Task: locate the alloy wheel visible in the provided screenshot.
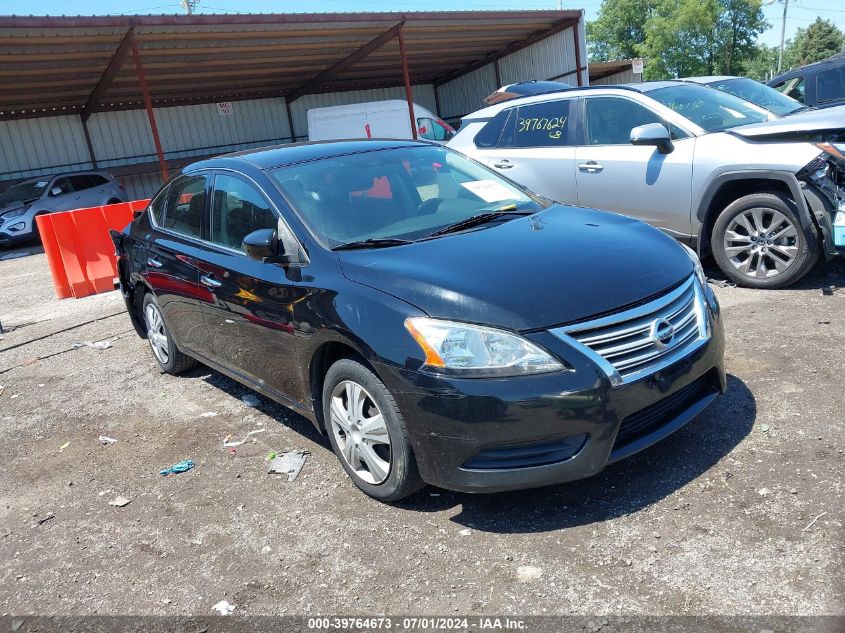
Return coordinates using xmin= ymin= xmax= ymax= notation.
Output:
xmin=722 ymin=207 xmax=799 ymax=279
xmin=329 ymin=380 xmax=392 ymax=485
xmin=144 ymin=303 xmax=170 ymax=365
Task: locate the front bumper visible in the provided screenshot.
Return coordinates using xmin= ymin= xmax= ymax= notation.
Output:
xmin=377 ymin=289 xmax=726 ymax=493
xmin=0 ymin=217 xmax=35 ymax=247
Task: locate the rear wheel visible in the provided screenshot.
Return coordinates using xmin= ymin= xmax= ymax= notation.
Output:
xmin=142 ymin=293 xmax=196 ymax=374
xmin=711 ymin=192 xmax=817 ymax=289
xmin=322 ymin=358 xmax=424 ymax=502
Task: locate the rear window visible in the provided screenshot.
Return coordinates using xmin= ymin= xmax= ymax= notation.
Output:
xmin=503 ymin=100 xmax=572 ymax=148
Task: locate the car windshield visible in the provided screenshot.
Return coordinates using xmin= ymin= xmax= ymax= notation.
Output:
xmin=707 ymin=77 xmax=805 ymax=116
xmin=0 ymin=179 xmax=48 ymax=206
xmin=270 ymin=145 xmax=547 ymax=247
xmin=647 ymin=83 xmax=771 ymax=132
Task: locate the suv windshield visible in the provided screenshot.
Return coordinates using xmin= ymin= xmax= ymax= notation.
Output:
xmin=646 ymin=83 xmax=771 ymax=132
xmin=271 ymin=145 xmax=546 ymax=247
xmin=707 ymin=77 xmax=804 ymax=116
xmin=0 ymin=179 xmax=48 ymax=206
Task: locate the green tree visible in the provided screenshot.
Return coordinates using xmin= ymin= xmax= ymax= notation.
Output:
xmin=713 ymin=0 xmax=768 ymax=75
xmin=587 ymin=0 xmax=655 ymax=62
xmin=785 ymin=17 xmax=845 ymax=68
xmin=640 ymin=0 xmax=719 ymax=79
xmin=744 ymin=44 xmax=778 ymax=81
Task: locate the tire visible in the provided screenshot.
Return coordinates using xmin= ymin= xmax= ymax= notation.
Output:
xmin=322 ymin=358 xmax=424 ymax=502
xmin=711 ymin=192 xmax=818 ymax=289
xmin=141 ymin=293 xmax=197 ymax=374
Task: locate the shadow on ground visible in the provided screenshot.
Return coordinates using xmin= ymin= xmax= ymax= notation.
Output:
xmin=397 ymin=374 xmax=756 ymax=533
xmin=0 ymin=243 xmax=44 ymax=261
xmin=186 ymin=358 xmax=756 ymax=533
xmin=702 ymin=254 xmax=844 ymax=292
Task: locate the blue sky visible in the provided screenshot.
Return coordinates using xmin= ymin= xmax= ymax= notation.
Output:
xmin=2 ymin=0 xmax=843 ymax=49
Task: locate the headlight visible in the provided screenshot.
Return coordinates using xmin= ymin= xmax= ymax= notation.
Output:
xmin=681 ymin=243 xmax=706 ymax=286
xmin=1 ymin=209 xmax=26 ymax=219
xmin=405 ymin=317 xmax=564 ymax=377
xmin=8 ymin=222 xmax=26 ymax=231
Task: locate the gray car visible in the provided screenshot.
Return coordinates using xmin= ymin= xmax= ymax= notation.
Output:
xmin=449 ymin=81 xmax=844 ymax=288
xmin=0 ymin=171 xmax=126 ymax=247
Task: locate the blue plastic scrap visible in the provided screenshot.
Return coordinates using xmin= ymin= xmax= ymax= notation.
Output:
xmin=159 ymin=459 xmax=195 ymax=476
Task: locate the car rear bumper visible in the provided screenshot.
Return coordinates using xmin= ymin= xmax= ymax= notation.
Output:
xmin=376 ymin=300 xmax=726 ymax=493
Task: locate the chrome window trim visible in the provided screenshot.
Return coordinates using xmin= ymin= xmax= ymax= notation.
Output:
xmin=549 ymin=276 xmax=710 ymax=388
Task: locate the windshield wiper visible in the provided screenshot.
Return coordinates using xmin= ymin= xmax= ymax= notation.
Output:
xmin=332 ymin=238 xmax=415 ymax=251
xmin=427 ymin=207 xmax=535 ymax=238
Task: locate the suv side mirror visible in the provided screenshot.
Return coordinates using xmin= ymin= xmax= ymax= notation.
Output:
xmin=50 ymin=186 xmax=63 ymax=197
xmin=242 ymin=228 xmax=279 ymax=261
xmin=630 ymin=123 xmax=674 ymax=154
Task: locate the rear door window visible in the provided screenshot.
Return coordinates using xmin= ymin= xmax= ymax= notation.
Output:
xmin=817 ymin=67 xmax=845 ymax=104
xmin=210 ymin=174 xmax=278 ymax=251
xmin=500 ymin=100 xmax=573 ymax=148
xmin=772 ymin=76 xmax=805 ymax=103
xmin=157 ymin=175 xmax=207 ymax=240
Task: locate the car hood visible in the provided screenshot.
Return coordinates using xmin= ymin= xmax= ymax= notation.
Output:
xmin=0 ymin=201 xmax=29 ymax=215
xmin=730 ymin=105 xmax=845 ymax=141
xmin=338 ymin=205 xmax=693 ymax=331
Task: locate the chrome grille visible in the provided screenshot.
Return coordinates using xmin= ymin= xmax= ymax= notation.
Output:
xmin=550 ymin=276 xmax=709 ymax=387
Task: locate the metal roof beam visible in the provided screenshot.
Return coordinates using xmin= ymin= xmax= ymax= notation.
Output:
xmin=285 ymin=20 xmax=405 ymax=104
xmin=81 ymin=28 xmax=134 ymax=122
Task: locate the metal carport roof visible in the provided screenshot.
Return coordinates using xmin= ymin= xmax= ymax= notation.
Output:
xmin=0 ymin=10 xmax=583 ymax=121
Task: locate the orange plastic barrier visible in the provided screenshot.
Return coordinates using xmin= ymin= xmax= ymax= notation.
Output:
xmin=36 ymin=199 xmax=150 ymax=300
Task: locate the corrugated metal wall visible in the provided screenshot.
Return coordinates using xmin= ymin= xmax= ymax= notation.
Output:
xmin=436 ymin=20 xmax=588 ymax=121
xmin=289 ymin=84 xmax=436 ymax=140
xmin=0 ymin=115 xmax=91 ymax=180
xmin=591 ymin=68 xmax=643 ymax=85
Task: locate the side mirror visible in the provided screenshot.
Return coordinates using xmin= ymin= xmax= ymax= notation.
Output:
xmin=630 ymin=123 xmax=674 ymax=154
xmin=242 ymin=228 xmax=279 ymax=261
xmin=50 ymin=186 xmax=63 ymax=197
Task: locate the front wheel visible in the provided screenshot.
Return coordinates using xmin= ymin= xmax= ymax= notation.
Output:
xmin=322 ymin=358 xmax=424 ymax=502
xmin=711 ymin=192 xmax=818 ymax=289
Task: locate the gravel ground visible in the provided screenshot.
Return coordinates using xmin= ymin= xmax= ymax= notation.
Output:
xmin=0 ymin=245 xmax=842 ymax=618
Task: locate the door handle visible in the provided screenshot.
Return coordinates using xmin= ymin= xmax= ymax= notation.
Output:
xmin=146 ymin=257 xmax=163 ymax=268
xmin=578 ymin=161 xmax=604 ymax=173
xmin=493 ymin=159 xmax=513 ymax=169
xmin=200 ymin=274 xmax=222 ymax=289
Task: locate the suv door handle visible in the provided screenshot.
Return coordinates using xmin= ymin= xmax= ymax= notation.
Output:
xmin=493 ymin=159 xmax=513 ymax=169
xmin=147 ymin=257 xmax=163 ymax=268
xmin=578 ymin=161 xmax=604 ymax=173
xmin=200 ymin=274 xmax=222 ymax=289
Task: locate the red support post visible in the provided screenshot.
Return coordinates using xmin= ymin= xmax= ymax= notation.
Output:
xmin=129 ymin=33 xmax=169 ymax=181
xmin=397 ymin=26 xmax=417 ymax=140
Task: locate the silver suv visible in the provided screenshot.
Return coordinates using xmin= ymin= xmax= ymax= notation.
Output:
xmin=0 ymin=171 xmax=126 ymax=247
xmin=449 ymin=81 xmax=844 ymax=288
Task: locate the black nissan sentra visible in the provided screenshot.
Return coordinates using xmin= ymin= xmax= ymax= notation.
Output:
xmin=113 ymin=140 xmax=726 ymax=501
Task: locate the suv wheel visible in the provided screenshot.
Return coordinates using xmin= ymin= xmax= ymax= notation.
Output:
xmin=322 ymin=358 xmax=424 ymax=502
xmin=712 ymin=192 xmax=818 ymax=289
xmin=142 ymin=293 xmax=197 ymax=374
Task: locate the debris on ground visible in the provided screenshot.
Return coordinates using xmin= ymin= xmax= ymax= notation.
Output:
xmin=822 ymin=285 xmax=835 ymax=296
xmin=34 ymin=513 xmax=55 ymax=526
xmin=58 ymin=442 xmax=69 ymax=452
xmin=707 ymin=277 xmax=736 ymax=288
xmin=267 ymin=450 xmax=309 ymax=481
xmin=759 ymin=423 xmax=770 ymax=433
xmin=802 ymin=511 xmax=827 ymax=532
xmin=108 ymin=496 xmax=131 ymax=507
xmin=159 ymin=459 xmax=195 ymax=476
xmin=0 ymin=385 xmax=4 ymax=397
xmin=212 ymin=600 xmax=236 ymax=616
xmin=72 ymin=339 xmax=113 ymax=350
xmin=516 ymin=565 xmax=543 ymax=582
xmin=199 ymin=412 xmax=218 ymax=418
xmin=223 ymin=428 xmax=265 ymax=447
xmin=98 ymin=436 xmax=118 ymax=445
xmin=459 ymin=528 xmax=472 ymax=536
xmin=241 ymin=394 xmax=261 ymax=407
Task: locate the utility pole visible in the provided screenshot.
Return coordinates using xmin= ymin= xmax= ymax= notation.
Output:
xmin=767 ymin=0 xmax=790 ymax=73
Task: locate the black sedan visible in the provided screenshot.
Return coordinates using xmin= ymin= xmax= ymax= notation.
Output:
xmin=113 ymin=140 xmax=726 ymax=501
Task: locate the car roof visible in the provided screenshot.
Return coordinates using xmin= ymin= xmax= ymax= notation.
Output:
xmin=187 ymin=139 xmax=430 ymax=171
xmin=770 ymin=52 xmax=845 ymax=82
xmin=682 ymin=76 xmax=739 ymax=84
xmin=625 ymin=80 xmax=691 ymax=92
